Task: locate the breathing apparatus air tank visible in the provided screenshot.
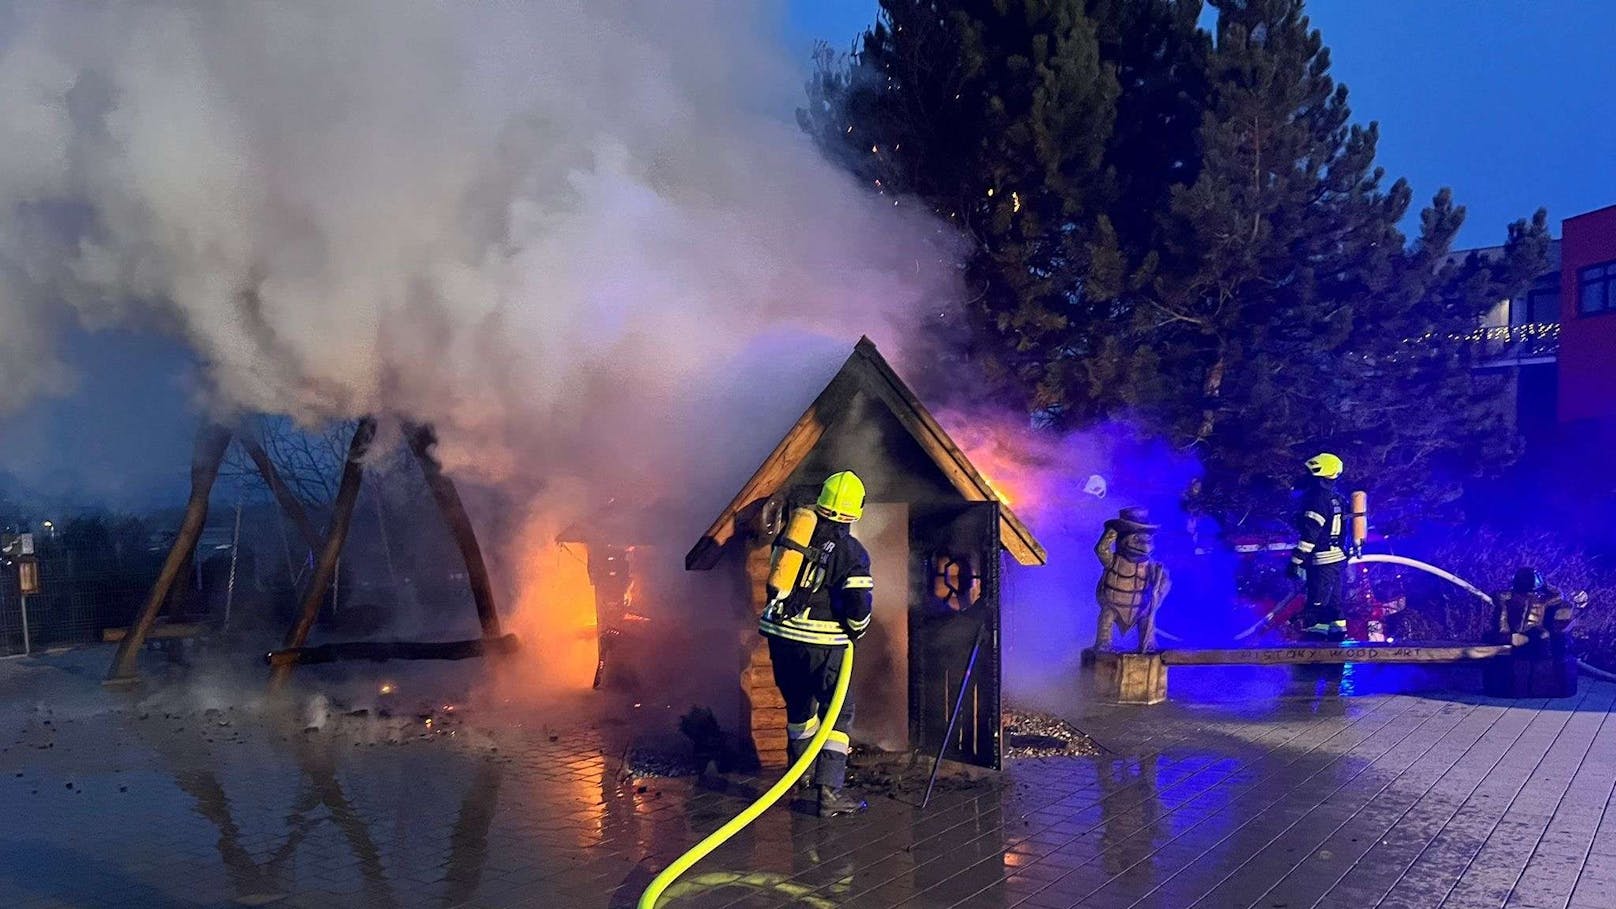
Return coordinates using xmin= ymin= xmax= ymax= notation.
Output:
xmin=765 ymin=506 xmax=820 ymax=602
xmin=1350 ymin=490 xmax=1368 ymax=551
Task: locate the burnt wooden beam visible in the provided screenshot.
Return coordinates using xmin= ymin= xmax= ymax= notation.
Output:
xmin=106 ymin=424 xmax=233 ymax=683
xmin=102 ymin=622 xmax=206 ymax=643
xmin=405 ymin=422 xmax=502 ymax=638
xmin=269 ymin=417 xmax=376 ymax=689
xmin=685 ymin=368 xmax=859 ymax=570
xmin=239 ymin=433 xmax=323 ymax=551
xmin=848 ymin=338 xmax=1045 ymax=566
xmin=1159 ymin=643 xmax=1512 ymax=666
xmin=264 ymin=633 xmax=520 ymax=667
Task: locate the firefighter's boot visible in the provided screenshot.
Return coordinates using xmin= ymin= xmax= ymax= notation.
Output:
xmin=1300 ymin=620 xmax=1348 ymax=642
xmin=788 ymin=737 xmax=815 ymax=791
xmin=817 ymin=786 xmax=867 ymax=818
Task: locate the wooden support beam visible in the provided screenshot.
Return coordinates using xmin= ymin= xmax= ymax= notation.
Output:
xmin=269 ymin=417 xmax=376 ymax=689
xmin=405 ymin=423 xmax=502 ymax=638
xmin=239 ymin=434 xmax=323 ymax=551
xmin=264 ymin=633 xmax=521 ymax=667
xmin=102 ymin=623 xmax=205 ymax=643
xmin=1159 ymin=643 xmax=1512 ymax=666
xmin=106 ymin=424 xmax=232 ymax=683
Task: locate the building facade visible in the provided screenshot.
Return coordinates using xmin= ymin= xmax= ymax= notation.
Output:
xmin=1460 ymin=204 xmax=1616 ymax=540
xmin=1559 ymin=204 xmax=1616 ymax=428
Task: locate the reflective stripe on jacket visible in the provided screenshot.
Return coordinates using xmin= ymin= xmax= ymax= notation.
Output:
xmin=1292 ymin=482 xmax=1347 ymax=567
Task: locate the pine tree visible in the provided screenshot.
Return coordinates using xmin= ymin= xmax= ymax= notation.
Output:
xmin=1127 ymin=0 xmax=1549 ymax=527
xmin=1086 ymin=0 xmax=1209 ymax=259
xmin=1338 ymin=203 xmax=1551 ymax=532
xmin=1041 ymin=0 xmax=1209 ymax=427
xmin=799 ymin=1 xmax=1121 ymax=413
xmin=1114 ymin=0 xmax=1400 ymax=520
xmin=806 ymin=0 xmax=1549 ymax=533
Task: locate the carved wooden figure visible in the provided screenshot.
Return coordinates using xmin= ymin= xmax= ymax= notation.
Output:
xmin=1094 ymin=507 xmax=1170 ymax=654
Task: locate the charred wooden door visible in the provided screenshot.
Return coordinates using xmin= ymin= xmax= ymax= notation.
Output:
xmin=909 ymin=502 xmax=1001 ymax=770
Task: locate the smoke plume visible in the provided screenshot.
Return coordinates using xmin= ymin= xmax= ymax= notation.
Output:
xmin=937 ymin=412 xmax=1221 ymax=706
xmin=0 ymin=2 xmax=964 ymax=696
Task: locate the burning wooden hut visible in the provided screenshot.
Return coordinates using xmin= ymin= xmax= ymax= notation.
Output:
xmin=686 ymin=337 xmax=1045 ymax=770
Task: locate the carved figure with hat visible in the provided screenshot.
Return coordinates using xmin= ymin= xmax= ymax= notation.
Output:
xmin=1094 ymin=506 xmax=1171 ymax=653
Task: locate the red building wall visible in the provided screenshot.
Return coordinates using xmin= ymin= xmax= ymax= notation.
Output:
xmin=1559 ymin=204 xmax=1616 ymax=424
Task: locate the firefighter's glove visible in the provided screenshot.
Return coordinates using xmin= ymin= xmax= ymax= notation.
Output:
xmin=1573 ymin=591 xmax=1590 ymax=610
xmin=1287 ymin=560 xmax=1306 ymax=582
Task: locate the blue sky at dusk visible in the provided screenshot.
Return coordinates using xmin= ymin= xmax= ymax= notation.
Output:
xmin=785 ymin=0 xmax=1616 ymax=249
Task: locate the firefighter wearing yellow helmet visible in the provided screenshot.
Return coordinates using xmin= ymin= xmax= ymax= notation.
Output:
xmin=758 ymin=470 xmax=873 ymax=817
xmin=1290 ymin=453 xmax=1349 ymax=640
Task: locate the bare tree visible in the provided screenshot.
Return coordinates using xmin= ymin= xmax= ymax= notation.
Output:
xmin=222 ymin=416 xmax=357 ymax=508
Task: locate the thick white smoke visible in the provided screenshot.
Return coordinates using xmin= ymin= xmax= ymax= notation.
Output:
xmin=0 ymin=1 xmax=958 ymax=471
xmin=0 ymin=1 xmax=966 ymax=702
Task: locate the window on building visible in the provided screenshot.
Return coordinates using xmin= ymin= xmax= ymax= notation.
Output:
xmin=1579 ymin=260 xmax=1616 ymax=315
xmin=1511 ymin=287 xmax=1561 ymax=325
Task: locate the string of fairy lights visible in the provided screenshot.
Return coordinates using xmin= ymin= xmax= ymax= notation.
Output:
xmin=1408 ymin=322 xmax=1560 ymax=350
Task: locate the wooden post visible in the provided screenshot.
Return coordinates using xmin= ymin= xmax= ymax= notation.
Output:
xmin=269 ymin=417 xmax=376 ymax=689
xmin=405 ymin=423 xmax=502 ymax=638
xmin=1088 ymin=650 xmax=1167 ymax=705
xmin=106 ymin=424 xmax=233 ymax=682
xmin=239 ymin=435 xmax=323 ymax=551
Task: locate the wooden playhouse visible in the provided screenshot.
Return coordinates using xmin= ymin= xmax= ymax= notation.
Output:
xmin=685 ymin=337 xmax=1045 ymax=770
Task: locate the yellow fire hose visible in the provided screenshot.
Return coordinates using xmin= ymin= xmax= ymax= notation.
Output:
xmin=637 ymin=641 xmax=854 ymax=909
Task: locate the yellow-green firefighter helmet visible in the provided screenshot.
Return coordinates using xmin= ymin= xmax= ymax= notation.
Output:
xmin=1306 ymin=452 xmax=1344 ymax=480
xmin=816 ymin=471 xmax=866 ymax=522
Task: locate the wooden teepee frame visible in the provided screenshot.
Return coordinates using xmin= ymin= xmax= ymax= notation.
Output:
xmin=105 ymin=417 xmax=514 ymax=685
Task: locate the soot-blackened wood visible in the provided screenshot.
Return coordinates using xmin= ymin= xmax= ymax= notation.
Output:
xmin=264 ymin=633 xmax=521 ymax=667
xmin=269 ymin=417 xmax=376 ymax=688
xmin=106 ymin=424 xmax=233 ymax=682
xmin=405 ymin=423 xmax=502 ymax=638
xmin=240 ymin=434 xmax=323 ymax=551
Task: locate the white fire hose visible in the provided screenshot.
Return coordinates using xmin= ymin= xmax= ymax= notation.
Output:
xmin=1352 ymin=553 xmax=1492 ymax=605
xmin=1214 ymin=552 xmax=1609 ymax=682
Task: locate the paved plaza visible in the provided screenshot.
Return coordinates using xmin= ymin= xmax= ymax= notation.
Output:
xmin=4 ymin=650 xmax=1616 ymax=908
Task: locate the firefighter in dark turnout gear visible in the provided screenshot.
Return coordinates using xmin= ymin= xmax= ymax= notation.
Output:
xmin=1290 ymin=453 xmax=1350 ymax=640
xmin=1491 ymin=567 xmax=1588 ymax=652
xmin=759 ymin=471 xmax=873 ymax=817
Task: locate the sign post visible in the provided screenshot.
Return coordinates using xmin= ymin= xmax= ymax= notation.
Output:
xmin=6 ymin=534 xmax=38 ymax=655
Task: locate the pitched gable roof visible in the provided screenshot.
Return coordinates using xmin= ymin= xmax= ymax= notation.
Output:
xmin=685 ymin=337 xmax=1046 ymax=570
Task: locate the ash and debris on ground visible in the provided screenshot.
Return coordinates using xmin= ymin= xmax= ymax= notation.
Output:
xmin=844 ymin=746 xmax=994 ymax=798
xmin=1003 ymin=707 xmax=1103 ymax=758
xmin=620 ymin=745 xmax=703 ymax=779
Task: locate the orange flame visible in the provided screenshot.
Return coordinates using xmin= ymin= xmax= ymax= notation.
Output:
xmin=942 ymin=415 xmax=1041 ymax=511
xmin=496 ymin=516 xmax=601 ymax=697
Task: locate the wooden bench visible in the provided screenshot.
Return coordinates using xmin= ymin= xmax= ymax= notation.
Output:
xmin=1088 ymin=642 xmax=1519 ymax=705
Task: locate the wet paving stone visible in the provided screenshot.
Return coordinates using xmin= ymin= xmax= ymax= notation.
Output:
xmin=3 ymin=652 xmax=1616 ymax=907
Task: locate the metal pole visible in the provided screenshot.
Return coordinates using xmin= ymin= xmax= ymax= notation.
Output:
xmin=19 ymin=593 xmax=30 ymax=656
xmin=922 ymin=621 xmax=986 ymax=810
xmin=372 ymin=490 xmax=400 ymax=594
xmin=224 ymin=498 xmax=243 ymax=627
